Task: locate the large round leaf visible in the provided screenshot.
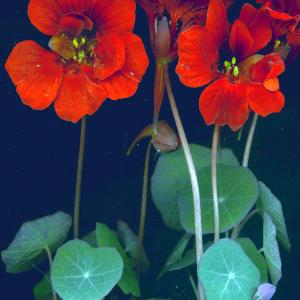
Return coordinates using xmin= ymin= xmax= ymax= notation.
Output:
xmin=151 ymin=144 xmax=239 ymax=230
xmin=1 ymin=211 xmax=72 ymax=273
xmin=178 ymin=164 xmax=258 ymax=234
xmin=198 ymin=239 xmax=260 ymax=300
xmin=51 ymin=240 xmax=123 ymax=300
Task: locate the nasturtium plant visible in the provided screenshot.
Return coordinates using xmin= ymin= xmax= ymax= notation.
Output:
xmin=96 ymin=223 xmax=140 ymax=297
xmin=51 ymin=240 xmax=123 ymax=300
xmin=1 ymin=211 xmax=72 ymax=273
xmin=237 ymin=238 xmax=268 ymax=283
xmin=198 ymin=239 xmax=260 ymax=300
xmin=263 ymin=213 xmax=282 ymax=285
xmin=258 ymin=182 xmax=291 ymax=252
xmin=151 ymin=145 xmax=240 ymax=230
xmin=178 ymin=164 xmax=259 ymax=234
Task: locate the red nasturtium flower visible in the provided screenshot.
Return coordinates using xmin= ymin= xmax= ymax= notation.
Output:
xmin=176 ymin=0 xmax=285 ymax=131
xmin=258 ymin=0 xmax=300 ymax=61
xmin=5 ymin=0 xmax=149 ymax=122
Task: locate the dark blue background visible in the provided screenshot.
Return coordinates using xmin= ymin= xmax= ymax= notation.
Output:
xmin=0 ymin=1 xmax=299 ymax=299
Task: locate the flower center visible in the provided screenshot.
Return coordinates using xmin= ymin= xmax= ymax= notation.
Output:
xmin=223 ymin=56 xmax=239 ymax=78
xmin=49 ymin=32 xmax=97 ymax=65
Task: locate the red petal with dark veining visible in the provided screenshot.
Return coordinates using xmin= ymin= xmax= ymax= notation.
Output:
xmin=199 ymin=77 xmax=249 ymax=131
xmin=5 ymin=40 xmax=63 ymax=110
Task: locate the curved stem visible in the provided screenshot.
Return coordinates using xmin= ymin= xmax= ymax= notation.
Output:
xmin=242 ymin=113 xmax=258 ymax=167
xmin=163 ymin=63 xmax=204 ymax=298
xmin=231 ymin=208 xmax=259 ymax=239
xmin=211 ymin=125 xmax=220 ymax=242
xmin=45 ymin=246 xmax=58 ymax=300
xmin=135 ymin=140 xmax=152 ymax=277
xmin=73 ymin=116 xmax=87 ymax=239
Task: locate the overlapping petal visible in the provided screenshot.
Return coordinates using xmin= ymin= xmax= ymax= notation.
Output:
xmin=100 ymin=33 xmax=149 ymax=100
xmin=206 ymin=0 xmax=229 ymax=48
xmin=5 ymin=40 xmax=63 ymax=110
xmin=199 ymin=77 xmax=250 ymax=131
xmin=54 ymin=65 xmax=107 ymax=122
xmin=239 ymin=4 xmax=272 ymax=56
xmin=94 ymin=33 xmax=126 ymax=80
xmin=176 ymin=26 xmax=218 ymax=87
xmin=28 ymin=0 xmax=135 ymax=36
xmin=247 ymin=84 xmax=285 ymax=116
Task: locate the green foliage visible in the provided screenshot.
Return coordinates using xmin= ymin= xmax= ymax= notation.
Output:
xmin=96 ymin=223 xmax=140 ymax=297
xmin=258 ymin=182 xmax=291 ymax=252
xmin=1 ymin=211 xmax=72 ymax=273
xmin=178 ymin=164 xmax=258 ymax=234
xmin=117 ymin=220 xmax=150 ymax=274
xmin=33 ymin=273 xmax=52 ymax=300
xmin=151 ymin=144 xmax=239 ymax=230
xmin=198 ymin=239 xmax=260 ymax=300
xmin=51 ymin=240 xmax=123 ymax=300
xmin=263 ymin=213 xmax=282 ymax=285
xmin=158 ymin=233 xmax=192 ymax=279
xmin=237 ymin=238 xmax=268 ymax=283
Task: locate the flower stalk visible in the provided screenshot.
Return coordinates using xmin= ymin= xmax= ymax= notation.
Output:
xmin=73 ymin=116 xmax=87 ymax=239
xmin=163 ymin=62 xmax=204 ymax=297
xmin=135 ymin=140 xmax=152 ymax=277
xmin=211 ymin=125 xmax=220 ymax=242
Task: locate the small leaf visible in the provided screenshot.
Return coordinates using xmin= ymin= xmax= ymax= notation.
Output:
xmin=96 ymin=223 xmax=140 ymax=297
xmin=117 ymin=220 xmax=150 ymax=273
xmin=167 ymin=249 xmax=196 ymax=272
xmin=1 ymin=211 xmax=72 ymax=273
xmin=255 ymin=283 xmax=276 ymax=300
xmin=237 ymin=238 xmax=268 ymax=283
xmin=33 ymin=273 xmax=52 ymax=300
xmin=51 ymin=240 xmax=123 ymax=300
xmin=263 ymin=213 xmax=282 ymax=285
xmin=81 ymin=230 xmax=97 ymax=248
xmin=258 ymin=182 xmax=291 ymax=252
xmin=198 ymin=239 xmax=260 ymax=300
xmin=151 ymin=145 xmax=239 ymax=230
xmin=178 ymin=165 xmax=258 ymax=234
xmin=158 ymin=233 xmax=192 ymax=279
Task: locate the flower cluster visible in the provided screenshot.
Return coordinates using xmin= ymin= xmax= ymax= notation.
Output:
xmin=176 ymin=0 xmax=288 ymax=130
xmin=6 ymin=0 xmax=149 ymax=122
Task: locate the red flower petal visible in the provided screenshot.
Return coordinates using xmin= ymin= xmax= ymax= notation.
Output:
xmin=247 ymin=84 xmax=284 ymax=116
xmin=100 ymin=32 xmax=149 ymax=100
xmin=250 ymin=53 xmax=285 ymax=84
xmin=94 ymin=33 xmax=125 ymax=80
xmin=206 ymin=0 xmax=229 ymax=48
xmin=54 ymin=65 xmax=107 ymax=122
xmin=199 ymin=77 xmax=249 ymax=131
xmin=28 ymin=0 xmax=135 ymax=36
xmin=176 ymin=26 xmax=218 ymax=87
xmin=287 ymin=28 xmax=300 ymax=46
xmin=5 ymin=40 xmax=63 ymax=110
xmin=239 ymin=4 xmax=272 ymax=55
xmin=229 ymin=20 xmax=254 ymax=61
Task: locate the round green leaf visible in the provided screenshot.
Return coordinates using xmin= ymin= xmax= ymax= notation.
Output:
xmin=263 ymin=213 xmax=282 ymax=285
xmin=1 ymin=211 xmax=72 ymax=273
xmin=151 ymin=145 xmax=239 ymax=230
xmin=51 ymin=240 xmax=123 ymax=300
xmin=258 ymin=182 xmax=291 ymax=252
xmin=198 ymin=239 xmax=260 ymax=300
xmin=96 ymin=223 xmax=140 ymax=297
xmin=237 ymin=238 xmax=268 ymax=283
xmin=178 ymin=164 xmax=258 ymax=234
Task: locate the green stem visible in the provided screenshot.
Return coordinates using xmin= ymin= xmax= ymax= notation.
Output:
xmin=45 ymin=246 xmax=58 ymax=300
xmin=211 ymin=125 xmax=220 ymax=242
xmin=73 ymin=116 xmax=87 ymax=239
xmin=231 ymin=208 xmax=259 ymax=239
xmin=188 ymin=271 xmax=200 ymax=300
xmin=242 ymin=113 xmax=258 ymax=167
xmin=135 ymin=140 xmax=152 ymax=277
xmin=163 ymin=63 xmax=204 ymax=299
